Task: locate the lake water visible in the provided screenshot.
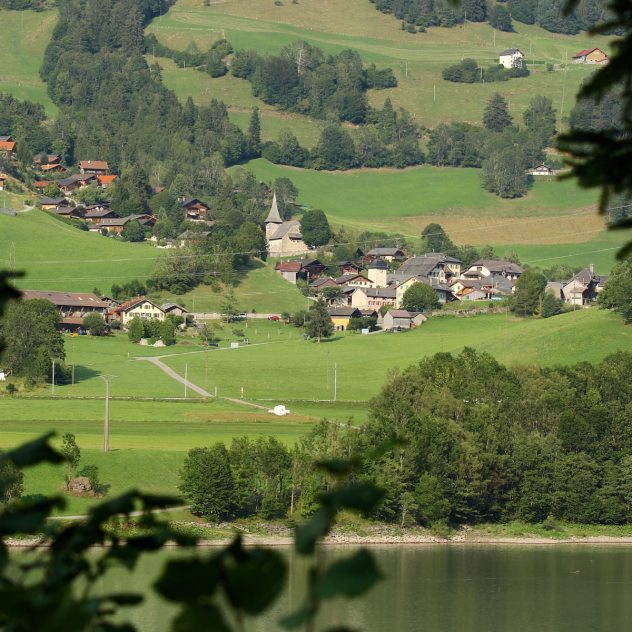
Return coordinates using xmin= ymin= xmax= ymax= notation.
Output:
xmin=92 ymin=544 xmax=632 ymax=631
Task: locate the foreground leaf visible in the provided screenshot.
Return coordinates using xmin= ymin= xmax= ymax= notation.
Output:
xmin=315 ymin=550 xmax=382 ymax=599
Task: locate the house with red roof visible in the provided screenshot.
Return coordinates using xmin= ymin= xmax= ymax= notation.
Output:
xmin=0 ymin=141 xmax=16 ymax=157
xmin=106 ymin=297 xmax=166 ymax=325
xmin=572 ymin=48 xmax=608 ymax=65
xmin=79 ymin=160 xmax=109 ymax=175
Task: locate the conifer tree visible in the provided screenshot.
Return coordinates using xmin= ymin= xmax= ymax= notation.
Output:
xmin=248 ymin=107 xmax=261 ymax=158
xmin=127 ymin=316 xmax=144 ymax=343
xmin=483 ymin=93 xmax=513 ymax=132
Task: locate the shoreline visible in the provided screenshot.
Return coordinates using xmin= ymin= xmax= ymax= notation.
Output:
xmin=8 ymin=534 xmax=632 ymax=548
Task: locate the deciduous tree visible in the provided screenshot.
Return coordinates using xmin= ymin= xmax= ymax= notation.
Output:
xmin=306 ymin=298 xmax=334 ymax=342
xmin=401 ymin=282 xmax=441 ymax=312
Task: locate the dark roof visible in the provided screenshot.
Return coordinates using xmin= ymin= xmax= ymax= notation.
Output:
xmin=327 ymin=307 xmax=361 ymax=317
xmin=365 ymin=287 xmax=396 ymax=298
xmin=50 ymin=206 xmax=79 ymax=215
xmin=161 ymin=302 xmax=190 ymax=313
xmin=398 ymin=254 xmax=460 ymax=278
xmin=84 ymin=209 xmax=118 ymax=218
xmin=309 ymin=277 xmax=335 ymax=287
xmin=469 ymin=259 xmax=523 ymax=274
xmin=500 ymin=48 xmax=523 ymax=56
xmin=368 ymin=258 xmax=388 ymax=270
xmin=386 ymin=310 xmax=412 ymax=318
xmin=367 ymin=248 xmax=405 ymax=256
xmin=40 ymin=197 xmax=66 ymax=205
xmin=178 ymin=230 xmax=211 ymax=239
xmin=20 ymin=290 xmax=108 ymax=308
xmin=335 ymin=274 xmax=371 ymax=284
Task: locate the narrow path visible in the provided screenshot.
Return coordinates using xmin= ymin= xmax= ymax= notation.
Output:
xmin=139 ymin=356 xmax=213 ymax=397
xmin=47 ymin=505 xmax=191 ymax=521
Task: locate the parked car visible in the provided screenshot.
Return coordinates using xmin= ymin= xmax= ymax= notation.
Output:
xmin=268 ymin=316 xmax=280 ymax=321
xmin=236 ymin=313 xmax=248 ymax=320
xmin=206 ymin=342 xmax=218 ymax=347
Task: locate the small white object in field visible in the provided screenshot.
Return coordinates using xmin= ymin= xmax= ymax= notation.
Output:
xmin=269 ymin=405 xmax=290 ymax=416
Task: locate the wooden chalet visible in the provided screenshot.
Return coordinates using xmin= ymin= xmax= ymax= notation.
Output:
xmin=0 ymin=140 xmax=16 ymax=157
xmin=179 ymin=197 xmax=209 ymax=221
xmin=40 ymin=197 xmax=69 ymax=210
xmin=84 ymin=208 xmax=120 ymax=223
xmin=79 ymin=160 xmax=109 ymax=175
xmin=50 ymin=206 xmax=85 ymax=219
xmin=339 ymin=261 xmax=361 ymax=275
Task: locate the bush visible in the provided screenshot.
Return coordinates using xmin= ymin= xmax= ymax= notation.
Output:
xmin=406 ymin=23 xmax=416 ymax=32
xmin=82 ymin=312 xmax=107 ymax=336
xmin=5 ymin=383 xmax=16 ymax=395
xmin=546 ymin=62 xmax=554 ymax=71
xmin=164 ymin=338 xmax=175 ymax=346
xmin=110 ymin=319 xmax=121 ymax=330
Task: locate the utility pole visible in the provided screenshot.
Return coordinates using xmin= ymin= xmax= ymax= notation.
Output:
xmin=334 ymin=363 xmax=337 ymax=402
xmin=441 ymin=334 xmax=443 ymax=353
xmin=434 ymin=85 xmax=436 ymax=102
xmin=72 ymin=343 xmax=75 ymax=391
xmin=327 ymin=348 xmax=330 ymax=390
xmin=494 ymin=29 xmax=495 ymax=47
xmin=205 ymin=348 xmax=208 ymax=391
xmin=184 ymin=363 xmax=188 ymax=398
xmin=505 ymin=308 xmax=508 ymax=348
xmin=306 ymin=272 xmax=310 ymax=310
xmin=52 ymin=360 xmax=55 ymax=396
xmin=100 ymin=375 xmax=116 ymax=452
xmin=405 ymin=62 xmax=408 ymax=77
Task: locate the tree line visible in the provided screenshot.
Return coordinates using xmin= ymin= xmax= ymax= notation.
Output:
xmin=180 ymin=348 xmax=632 ymax=526
xmin=442 ymin=58 xmax=529 ymax=84
xmin=370 ymin=0 xmax=618 ymax=36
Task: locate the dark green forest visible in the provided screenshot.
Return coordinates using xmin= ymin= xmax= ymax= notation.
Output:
xmin=371 ymin=0 xmax=618 ymax=35
xmin=181 ymin=349 xmax=632 ymax=527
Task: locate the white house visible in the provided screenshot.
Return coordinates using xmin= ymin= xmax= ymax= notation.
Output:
xmin=499 ymin=48 xmax=524 ymax=69
xmin=529 ymin=164 xmax=554 ymax=176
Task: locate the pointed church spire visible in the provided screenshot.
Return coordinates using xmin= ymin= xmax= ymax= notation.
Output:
xmin=265 ymin=192 xmax=283 ymax=224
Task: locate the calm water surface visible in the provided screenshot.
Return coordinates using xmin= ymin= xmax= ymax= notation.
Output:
xmin=92 ymin=544 xmax=632 ymax=632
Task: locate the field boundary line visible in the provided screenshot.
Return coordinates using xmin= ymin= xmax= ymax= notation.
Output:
xmin=47 ymin=505 xmax=191 ymax=521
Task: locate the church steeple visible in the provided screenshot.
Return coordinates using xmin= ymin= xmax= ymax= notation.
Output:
xmin=265 ymin=192 xmax=283 ymax=224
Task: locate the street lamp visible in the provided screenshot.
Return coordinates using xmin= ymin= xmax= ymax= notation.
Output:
xmin=99 ymin=375 xmax=116 ymax=452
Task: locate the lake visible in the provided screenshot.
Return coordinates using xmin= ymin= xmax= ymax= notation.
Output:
xmin=91 ymin=544 xmax=632 ymax=631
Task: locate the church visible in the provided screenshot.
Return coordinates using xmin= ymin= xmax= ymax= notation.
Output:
xmin=265 ymin=193 xmax=309 ymax=257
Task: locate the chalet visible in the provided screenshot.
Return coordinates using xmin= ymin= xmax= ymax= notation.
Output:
xmin=351 ymin=287 xmax=396 ymax=310
xmin=339 ymin=261 xmax=361 ymax=275
xmin=275 ymin=258 xmax=326 ymax=284
xmin=365 ymin=247 xmax=405 ymax=263
xmin=129 ymin=214 xmax=157 ymax=228
xmin=394 ymin=275 xmax=454 ymax=307
xmin=34 ymin=153 xmax=60 ymax=165
xmin=309 ymin=277 xmax=339 ymax=293
xmin=50 ymin=206 xmax=85 ymax=219
xmin=382 ymin=309 xmax=427 ymax=330
xmin=0 ymin=173 xmax=7 ymax=191
xmin=529 ymin=164 xmax=554 ymax=176
xmin=367 ymin=258 xmax=388 ymax=287
xmin=99 ymin=218 xmax=130 ymax=233
xmin=179 ymin=197 xmax=210 ymax=221
xmin=79 ymin=160 xmax=109 ymax=175
xmin=572 ymin=48 xmax=608 ymax=65
xmin=106 ymin=297 xmax=166 ymax=325
xmin=97 ymin=175 xmax=118 ymax=188
xmin=34 ymin=180 xmax=51 ymax=191
xmin=72 ymin=173 xmax=98 ymax=188
xmin=161 ymin=302 xmax=190 ymax=317
xmin=20 ymin=290 xmax=109 ymax=330
xmin=563 ymin=264 xmax=608 ymax=305
xmin=99 ymin=296 xmax=121 ymax=309
xmin=397 ymin=253 xmax=462 ymax=282
xmin=40 ymin=197 xmax=69 ymax=210
xmin=335 ymin=273 xmax=374 ymax=288
xmin=265 ymin=194 xmax=309 ymax=257
xmin=84 ymin=208 xmax=120 ymax=223
xmin=178 ymin=230 xmax=212 ymax=246
xmin=56 ymin=177 xmax=81 ymax=193
xmin=461 ymin=260 xmax=523 ymax=281
xmin=499 ymin=48 xmax=524 ymax=69
xmin=327 ymin=307 xmax=362 ymax=330
xmin=454 ymin=286 xmax=489 ymax=302
xmin=0 ymin=141 xmax=16 ymax=157
xmin=41 ymin=164 xmax=67 ymax=174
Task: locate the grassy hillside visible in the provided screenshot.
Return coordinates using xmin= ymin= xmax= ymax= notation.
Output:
xmin=0 ymin=209 xmax=157 ymax=293
xmin=148 ymin=0 xmax=610 ymax=134
xmin=0 ymin=9 xmax=58 ymax=116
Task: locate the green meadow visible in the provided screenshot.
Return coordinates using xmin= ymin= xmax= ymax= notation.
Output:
xmin=0 ymin=9 xmax=58 ymax=116
xmin=1 ymin=306 xmax=628 ymax=515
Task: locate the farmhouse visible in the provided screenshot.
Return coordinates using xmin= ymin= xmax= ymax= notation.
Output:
xmin=529 ymin=164 xmax=554 ymax=176
xmin=382 ymin=309 xmax=427 ymax=330
xmin=107 ymin=297 xmax=166 ymax=324
xmin=0 ymin=140 xmax=16 ymax=157
xmin=79 ymin=160 xmax=109 ymax=175
xmin=0 ymin=173 xmax=7 ymax=191
xmin=397 ymin=253 xmax=462 ymax=281
xmin=572 ymin=48 xmax=608 ymax=64
xmin=461 ymin=259 xmax=523 ymax=281
xmin=49 ymin=206 xmax=84 ymax=219
xmin=40 ymin=197 xmax=69 ymax=210
xmin=265 ymin=194 xmax=309 ymax=257
xmin=20 ymin=290 xmax=109 ymax=329
xmin=84 ymin=208 xmax=120 ymax=223
xmin=179 ymin=197 xmax=210 ymax=221
xmin=563 ymin=265 xmax=608 ymax=305
xmin=365 ymin=247 xmax=405 ymax=263
xmin=275 ymin=259 xmax=326 ymax=284
xmin=161 ymin=302 xmax=189 ymax=317
xmin=327 ymin=307 xmax=362 ymax=330
xmin=499 ymin=48 xmax=524 ymax=68
xmin=339 ymin=261 xmax=361 ymax=275
xmin=309 ymin=277 xmax=339 ymax=293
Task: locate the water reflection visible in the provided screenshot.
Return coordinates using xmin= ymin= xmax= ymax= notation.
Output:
xmin=57 ymin=545 xmax=632 ymax=631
